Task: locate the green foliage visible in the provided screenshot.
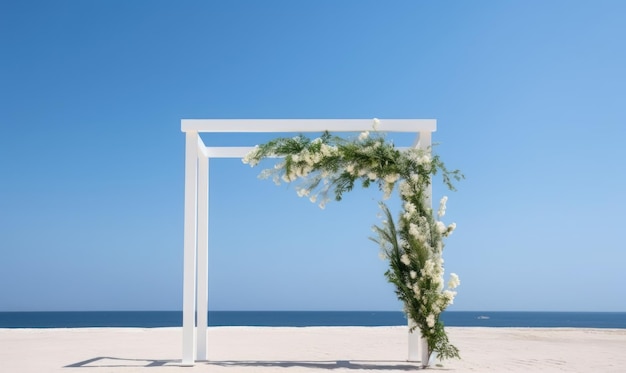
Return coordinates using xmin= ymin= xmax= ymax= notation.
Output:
xmin=243 ymin=126 xmax=463 ymax=365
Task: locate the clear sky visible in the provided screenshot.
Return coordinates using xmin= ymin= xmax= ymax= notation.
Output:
xmin=1 ymin=1 xmax=625 ymax=312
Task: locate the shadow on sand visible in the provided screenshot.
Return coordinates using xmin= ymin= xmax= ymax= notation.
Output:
xmin=65 ymin=357 xmax=429 ymax=370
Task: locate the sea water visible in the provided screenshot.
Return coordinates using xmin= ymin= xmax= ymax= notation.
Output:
xmin=1 ymin=311 xmax=625 ymax=329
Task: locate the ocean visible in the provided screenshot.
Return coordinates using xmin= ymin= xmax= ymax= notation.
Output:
xmin=1 ymin=311 xmax=625 ymax=329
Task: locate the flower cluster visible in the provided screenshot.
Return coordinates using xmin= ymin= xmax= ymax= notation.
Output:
xmin=242 ymin=128 xmax=407 ymax=209
xmin=243 ymin=121 xmax=463 ymax=364
xmin=376 ymin=181 xmax=461 ymax=360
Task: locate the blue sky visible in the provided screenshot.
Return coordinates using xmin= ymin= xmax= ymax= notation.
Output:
xmin=1 ymin=1 xmax=624 ymax=312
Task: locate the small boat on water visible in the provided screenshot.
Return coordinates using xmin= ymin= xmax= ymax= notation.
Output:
xmin=477 ymin=315 xmax=490 ymax=320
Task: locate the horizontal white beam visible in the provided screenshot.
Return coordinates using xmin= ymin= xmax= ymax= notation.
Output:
xmin=203 ymin=146 xmax=416 ymax=158
xmin=181 ymin=119 xmax=436 ymax=133
xmin=205 ymin=147 xmax=256 ymax=158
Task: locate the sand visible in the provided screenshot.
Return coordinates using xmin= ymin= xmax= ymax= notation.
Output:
xmin=1 ymin=326 xmax=625 ymax=372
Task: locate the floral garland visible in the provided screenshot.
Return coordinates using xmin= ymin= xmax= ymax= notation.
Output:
xmin=242 ymin=120 xmax=463 ymax=364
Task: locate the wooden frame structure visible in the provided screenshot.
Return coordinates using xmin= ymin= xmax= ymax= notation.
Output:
xmin=180 ymin=119 xmax=436 ymax=365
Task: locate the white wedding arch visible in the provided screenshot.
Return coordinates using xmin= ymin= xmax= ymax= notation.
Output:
xmin=180 ymin=119 xmax=436 ymax=365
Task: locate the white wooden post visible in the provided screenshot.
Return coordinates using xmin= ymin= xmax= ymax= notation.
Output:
xmin=416 ymin=130 xmax=433 ymax=366
xmin=196 ymin=151 xmax=209 ymax=361
xmin=182 ymin=131 xmax=198 ymax=366
xmin=407 ymin=318 xmax=420 ymax=361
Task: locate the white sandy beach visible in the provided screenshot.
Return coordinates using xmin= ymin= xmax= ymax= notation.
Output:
xmin=1 ymin=326 xmax=625 ymax=372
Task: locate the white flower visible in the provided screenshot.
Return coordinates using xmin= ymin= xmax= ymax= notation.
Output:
xmin=405 ymin=149 xmax=420 ymax=163
xmin=281 ymin=171 xmax=297 ymax=183
xmin=437 ymin=256 xmax=444 ymax=267
xmin=412 ymin=284 xmax=420 ymax=296
xmin=358 ymin=131 xmax=369 ymax=141
xmin=399 ymin=181 xmax=413 ymax=197
xmin=442 ymin=290 xmax=456 ymax=306
xmin=296 ymin=187 xmax=310 ymax=197
xmin=410 ymin=270 xmax=417 ymax=279
xmin=448 ymin=273 xmax=460 ymax=289
xmin=438 ymin=196 xmax=448 ymax=218
xmin=303 ymin=152 xmax=314 ymax=166
xmin=436 ymin=221 xmax=447 ymax=234
xmin=242 ymin=145 xmax=259 ymax=165
xmin=367 ymin=172 xmax=377 ymax=180
xmin=426 ymin=314 xmax=435 ymax=328
xmin=431 ymin=304 xmax=441 ymax=315
xmin=441 ymin=222 xmax=456 ymax=237
xmin=384 ymin=173 xmax=399 ymax=184
xmin=382 ymin=183 xmax=393 ymax=200
xmin=423 ymin=259 xmax=435 ymax=278
xmin=400 ymin=254 xmax=411 ymax=266
xmin=258 ymin=169 xmax=272 ymax=179
xmin=320 ymin=144 xmax=336 ymax=157
xmin=403 ymin=202 xmax=417 ymax=221
xmin=447 ymin=222 xmax=457 ymax=234
xmin=309 ymin=195 xmax=317 ymax=203
xmin=409 ymin=223 xmax=421 ymax=241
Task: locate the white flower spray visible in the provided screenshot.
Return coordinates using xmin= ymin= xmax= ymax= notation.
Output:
xmin=243 ymin=119 xmax=464 ymax=363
